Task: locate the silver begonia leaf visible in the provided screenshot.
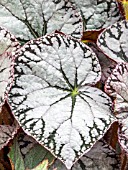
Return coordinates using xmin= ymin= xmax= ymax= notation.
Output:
xmin=50 ymin=139 xmax=121 ymax=170
xmin=105 ymin=63 xmax=128 ymax=154
xmin=105 ymin=62 xmax=128 ymax=113
xmin=97 ymin=20 xmax=128 ymax=62
xmin=0 ymin=27 xmax=20 ymax=107
xmin=70 ymin=0 xmax=122 ymax=31
xmin=8 ymin=33 xmax=115 ymax=169
xmin=0 ymin=0 xmax=83 ymax=41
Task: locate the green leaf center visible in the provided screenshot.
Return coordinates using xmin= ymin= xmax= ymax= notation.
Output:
xmin=71 ymin=87 xmax=79 ymax=97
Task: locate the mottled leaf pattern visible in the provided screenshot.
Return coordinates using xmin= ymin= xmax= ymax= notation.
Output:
xmin=105 ymin=62 xmax=128 ymax=113
xmin=8 ymin=33 xmax=115 ymax=169
xmin=97 ymin=20 xmax=128 ymax=62
xmin=70 ymin=0 xmax=122 ymax=31
xmin=49 ymin=139 xmax=121 ymax=170
xmin=105 ymin=62 xmax=128 ymax=154
xmin=0 ymin=0 xmax=83 ymax=41
xmin=0 ymin=27 xmax=20 ymax=107
xmin=87 ymin=42 xmax=117 ymax=83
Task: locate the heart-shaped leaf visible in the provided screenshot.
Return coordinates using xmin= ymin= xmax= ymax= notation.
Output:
xmin=0 ymin=27 xmax=20 ymax=108
xmin=8 ymin=33 xmax=116 ymax=169
xmin=0 ymin=0 xmax=83 ymax=42
xmin=49 ymin=139 xmax=121 ymax=170
xmin=70 ymin=0 xmax=122 ymax=31
xmin=97 ymin=20 xmax=128 ymax=62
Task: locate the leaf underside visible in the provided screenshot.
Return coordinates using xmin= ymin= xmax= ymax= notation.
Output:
xmin=70 ymin=0 xmax=122 ymax=31
xmin=97 ymin=20 xmax=128 ymax=62
xmin=0 ymin=0 xmax=83 ymax=41
xmin=8 ymin=33 xmax=115 ymax=169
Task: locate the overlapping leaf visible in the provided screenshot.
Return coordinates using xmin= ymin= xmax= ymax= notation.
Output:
xmin=105 ymin=62 xmax=128 ymax=153
xmin=8 ymin=33 xmax=116 ymax=169
xmin=9 ymin=132 xmax=54 ymax=170
xmin=87 ymin=42 xmax=117 ymax=83
xmin=18 ymin=132 xmax=37 ymax=157
xmin=0 ymin=102 xmax=19 ymax=150
xmin=0 ymin=0 xmax=83 ymax=42
xmin=105 ymin=62 xmax=128 ymax=113
xmin=0 ymin=148 xmax=12 ymax=170
xmin=117 ymin=113 xmax=128 ymax=154
xmin=49 ymin=139 xmax=121 ymax=170
xmin=70 ymin=0 xmax=122 ymax=31
xmin=97 ymin=20 xmax=128 ymax=62
xmin=0 ymin=27 xmax=20 ymax=108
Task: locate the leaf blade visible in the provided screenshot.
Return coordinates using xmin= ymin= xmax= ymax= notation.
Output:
xmin=0 ymin=0 xmax=83 ymax=41
xmin=8 ymin=33 xmax=115 ymax=169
